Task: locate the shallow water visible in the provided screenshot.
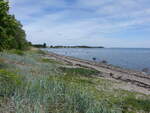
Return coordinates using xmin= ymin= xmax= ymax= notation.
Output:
xmin=44 ymin=48 xmax=150 ymax=72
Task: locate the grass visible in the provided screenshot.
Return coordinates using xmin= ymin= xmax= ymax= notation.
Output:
xmin=0 ymin=69 xmax=22 ymax=97
xmin=41 ymin=58 xmax=63 ymax=64
xmin=59 ymin=67 xmax=101 ymax=77
xmin=122 ymin=98 xmax=150 ymax=112
xmin=0 ymin=49 xmax=150 ymax=113
xmin=7 ymin=49 xmax=25 ymax=55
xmin=35 ymin=49 xmax=47 ymax=55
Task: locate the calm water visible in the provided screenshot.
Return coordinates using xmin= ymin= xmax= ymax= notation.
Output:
xmin=44 ymin=48 xmax=150 ymax=72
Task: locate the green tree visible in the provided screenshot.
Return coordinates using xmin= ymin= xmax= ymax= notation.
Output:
xmin=43 ymin=43 xmax=47 ymax=48
xmin=0 ymin=0 xmax=28 ymax=51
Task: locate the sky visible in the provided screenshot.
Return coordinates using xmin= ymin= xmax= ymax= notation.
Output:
xmin=9 ymin=0 xmax=150 ymax=48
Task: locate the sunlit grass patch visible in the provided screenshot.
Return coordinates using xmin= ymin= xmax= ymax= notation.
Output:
xmin=41 ymin=58 xmax=63 ymax=65
xmin=59 ymin=67 xmax=101 ymax=77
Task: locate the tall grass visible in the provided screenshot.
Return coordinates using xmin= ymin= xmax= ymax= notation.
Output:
xmin=0 ymin=51 xmax=149 ymax=113
xmin=0 ymin=73 xmax=120 ymax=113
xmin=0 ymin=51 xmax=120 ymax=113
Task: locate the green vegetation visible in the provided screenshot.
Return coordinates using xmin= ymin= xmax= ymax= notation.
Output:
xmin=0 ymin=50 xmax=150 ymax=113
xmin=59 ymin=67 xmax=100 ymax=77
xmin=1 ymin=0 xmax=149 ymax=112
xmin=0 ymin=69 xmax=22 ymax=97
xmin=41 ymin=58 xmax=63 ymax=65
xmin=0 ymin=0 xmax=29 ymax=51
xmin=0 ymin=50 xmax=117 ymax=113
xmin=0 ymin=1 xmax=149 ymax=112
xmin=122 ymin=97 xmax=150 ymax=112
xmin=8 ymin=49 xmax=25 ymax=55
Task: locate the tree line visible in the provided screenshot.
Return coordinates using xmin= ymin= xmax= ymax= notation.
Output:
xmin=49 ymin=45 xmax=104 ymax=48
xmin=0 ymin=0 xmax=29 ymax=51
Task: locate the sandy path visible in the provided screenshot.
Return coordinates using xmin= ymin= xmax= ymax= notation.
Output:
xmin=45 ymin=52 xmax=150 ymax=95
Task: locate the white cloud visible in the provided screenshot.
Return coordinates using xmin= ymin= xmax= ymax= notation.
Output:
xmin=9 ymin=0 xmax=150 ymax=47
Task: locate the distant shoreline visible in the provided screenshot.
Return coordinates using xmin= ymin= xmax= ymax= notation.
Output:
xmin=49 ymin=46 xmax=104 ymax=48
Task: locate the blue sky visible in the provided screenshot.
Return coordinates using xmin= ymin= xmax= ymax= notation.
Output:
xmin=10 ymin=0 xmax=150 ymax=48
